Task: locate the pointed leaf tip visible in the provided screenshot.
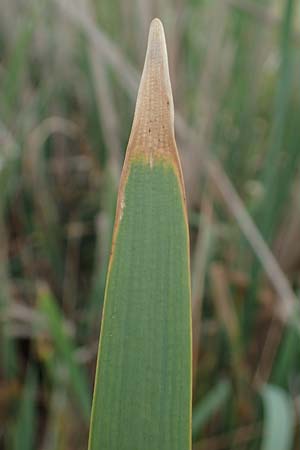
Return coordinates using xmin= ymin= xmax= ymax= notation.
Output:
xmin=127 ymin=18 xmax=175 ymax=164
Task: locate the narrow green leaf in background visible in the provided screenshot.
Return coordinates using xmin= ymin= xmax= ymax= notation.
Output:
xmin=261 ymin=384 xmax=295 ymax=450
xmin=192 ymin=380 xmax=231 ymax=442
xmin=12 ymin=367 xmax=37 ymax=450
xmin=88 ymin=18 xmax=192 ymax=450
xmin=38 ymin=284 xmax=91 ymax=421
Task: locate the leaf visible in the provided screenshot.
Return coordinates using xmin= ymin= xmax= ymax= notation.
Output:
xmin=37 ymin=284 xmax=91 ymax=421
xmin=261 ymin=384 xmax=295 ymax=450
xmin=192 ymin=380 xmax=231 ymax=441
xmin=1 ymin=20 xmax=34 ymax=119
xmin=88 ymin=18 xmax=192 ymax=450
xmin=12 ymin=367 xmax=37 ymax=450
xmin=272 ymin=323 xmax=300 ymax=386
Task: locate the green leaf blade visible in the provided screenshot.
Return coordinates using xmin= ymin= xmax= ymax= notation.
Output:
xmin=192 ymin=380 xmax=231 ymax=441
xmin=88 ymin=18 xmax=192 ymax=450
xmin=90 ymin=162 xmax=191 ymax=450
xmin=261 ymin=384 xmax=295 ymax=450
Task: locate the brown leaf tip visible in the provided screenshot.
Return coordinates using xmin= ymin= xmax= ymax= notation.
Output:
xmin=128 ymin=18 xmax=175 ymax=161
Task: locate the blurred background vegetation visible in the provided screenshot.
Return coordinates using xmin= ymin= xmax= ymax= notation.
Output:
xmin=1 ymin=0 xmax=300 ymax=449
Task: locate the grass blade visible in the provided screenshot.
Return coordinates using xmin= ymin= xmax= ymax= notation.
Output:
xmin=88 ymin=18 xmax=192 ymax=450
xmin=12 ymin=368 xmax=37 ymax=450
xmin=272 ymin=323 xmax=300 ymax=386
xmin=261 ymin=384 xmax=295 ymax=450
xmin=256 ymin=0 xmax=295 ymax=240
xmin=244 ymin=0 xmax=296 ymax=336
xmin=37 ymin=284 xmax=91 ymax=421
xmin=192 ymin=380 xmax=231 ymax=442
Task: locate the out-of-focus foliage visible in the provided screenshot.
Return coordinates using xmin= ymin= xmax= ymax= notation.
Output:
xmin=0 ymin=0 xmax=300 ymax=449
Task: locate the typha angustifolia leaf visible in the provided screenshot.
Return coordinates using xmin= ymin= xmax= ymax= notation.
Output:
xmin=88 ymin=18 xmax=192 ymax=450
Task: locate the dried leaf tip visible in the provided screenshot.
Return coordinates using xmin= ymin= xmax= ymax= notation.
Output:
xmin=128 ymin=18 xmax=175 ymax=157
